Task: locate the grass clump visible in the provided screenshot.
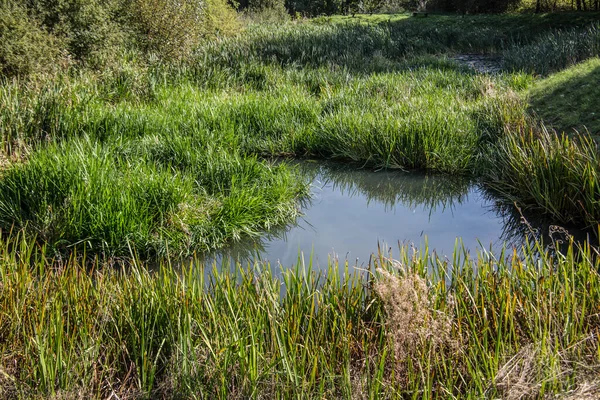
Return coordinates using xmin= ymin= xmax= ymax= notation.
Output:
xmin=0 ymin=66 xmax=529 ymax=171
xmin=0 ymin=138 xmax=306 ymax=257
xmin=482 ymin=127 xmax=600 ymax=230
xmin=0 ymin=234 xmax=599 ymax=398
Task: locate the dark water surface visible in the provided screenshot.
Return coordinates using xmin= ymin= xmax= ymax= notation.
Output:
xmin=214 ymin=161 xmax=523 ymax=271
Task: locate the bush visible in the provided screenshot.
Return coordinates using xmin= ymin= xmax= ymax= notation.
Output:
xmin=25 ymin=0 xmax=127 ymax=66
xmin=129 ymin=0 xmax=240 ymax=60
xmin=0 ymin=2 xmax=63 ymax=78
xmin=203 ymin=0 xmax=242 ymax=38
xmin=0 ymin=0 xmax=241 ymax=78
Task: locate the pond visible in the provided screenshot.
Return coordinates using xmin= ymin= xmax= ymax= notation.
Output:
xmin=211 ymin=161 xmax=550 ymax=271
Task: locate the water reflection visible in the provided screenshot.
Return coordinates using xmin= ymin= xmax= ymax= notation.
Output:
xmin=199 ymin=160 xmax=596 ymax=273
xmin=208 ymin=161 xmax=495 ymax=269
xmin=482 ymin=190 xmax=597 ymax=255
xmin=295 ymin=160 xmax=472 ymax=212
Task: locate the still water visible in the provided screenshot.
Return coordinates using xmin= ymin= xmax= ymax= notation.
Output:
xmin=214 ymin=161 xmax=531 ymax=270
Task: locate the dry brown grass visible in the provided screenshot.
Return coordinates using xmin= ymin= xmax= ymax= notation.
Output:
xmin=495 ymin=335 xmax=600 ymax=400
xmin=374 ymin=260 xmax=455 ymax=386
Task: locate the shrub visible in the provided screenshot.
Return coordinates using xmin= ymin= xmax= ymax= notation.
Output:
xmin=25 ymin=0 xmax=127 ymax=66
xmin=203 ymin=0 xmax=242 ymax=38
xmin=0 ymin=2 xmax=63 ymax=78
xmin=129 ymin=0 xmax=240 ymax=60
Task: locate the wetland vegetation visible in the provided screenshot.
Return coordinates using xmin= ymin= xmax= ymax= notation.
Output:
xmin=1 ymin=0 xmax=600 ymax=397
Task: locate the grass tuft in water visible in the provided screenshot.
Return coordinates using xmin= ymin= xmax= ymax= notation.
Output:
xmin=482 ymin=126 xmax=600 ymax=230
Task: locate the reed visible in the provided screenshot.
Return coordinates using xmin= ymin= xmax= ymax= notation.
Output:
xmin=0 ymin=233 xmax=599 ymax=398
xmin=481 ymin=126 xmax=600 ymax=230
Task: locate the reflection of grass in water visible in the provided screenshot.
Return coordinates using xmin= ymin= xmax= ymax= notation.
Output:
xmin=297 ymin=160 xmax=472 ymax=212
xmin=213 ymin=160 xmax=473 ymax=262
xmin=480 ymin=187 xmax=597 ymax=253
xmin=204 ymin=219 xmax=303 ymax=264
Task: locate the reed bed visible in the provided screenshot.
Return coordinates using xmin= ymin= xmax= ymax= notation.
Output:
xmin=0 ymin=234 xmax=599 ymax=399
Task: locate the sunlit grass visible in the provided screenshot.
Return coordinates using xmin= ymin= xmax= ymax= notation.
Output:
xmin=0 ymin=13 xmax=599 ymax=253
xmin=0 ymin=234 xmax=599 ymax=398
xmin=0 ymin=137 xmax=307 ymax=257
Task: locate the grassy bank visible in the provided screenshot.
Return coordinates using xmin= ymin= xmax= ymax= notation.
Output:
xmin=0 ymin=59 xmax=530 ymax=256
xmin=1 ymin=13 xmax=600 ymax=254
xmin=528 ymin=57 xmax=600 ymax=137
xmin=0 ymin=235 xmax=598 ymax=398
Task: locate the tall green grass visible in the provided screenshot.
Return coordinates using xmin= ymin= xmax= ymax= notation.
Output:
xmin=482 ymin=127 xmax=600 ymax=230
xmin=1 ymin=234 xmax=599 ymax=398
xmin=503 ymin=23 xmax=600 ymax=75
xmin=0 ymin=138 xmax=307 ymax=257
xmin=1 ymin=14 xmax=600 ymax=400
xmin=181 ymin=13 xmax=600 ymax=77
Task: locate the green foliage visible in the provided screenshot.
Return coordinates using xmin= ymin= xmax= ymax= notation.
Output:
xmin=0 ymin=15 xmax=600 ymax=397
xmin=1 ymin=234 xmax=599 ymax=397
xmin=0 ymin=136 xmax=306 ymax=257
xmin=503 ymin=23 xmax=600 ymax=75
xmin=128 ymin=0 xmax=239 ymax=60
xmin=2 ymin=14 xmax=600 ymax=254
xmin=286 ymin=0 xmax=344 ymax=16
xmin=0 ymin=0 xmax=240 ymax=78
xmin=248 ymin=0 xmax=287 ymax=14
xmin=0 ymin=2 xmax=63 ymax=77
xmin=128 ymin=0 xmax=202 ymax=59
xmin=482 ymin=127 xmax=600 ymax=229
xmin=25 ymin=0 xmax=127 ymax=65
xmin=203 ymin=0 xmax=243 ymax=37
xmin=427 ymin=0 xmax=521 ymax=13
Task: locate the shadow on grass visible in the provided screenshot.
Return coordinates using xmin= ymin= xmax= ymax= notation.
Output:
xmin=230 ymin=12 xmax=600 ymax=75
xmin=529 ymin=58 xmax=600 ymax=136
